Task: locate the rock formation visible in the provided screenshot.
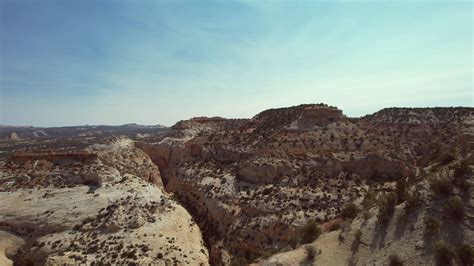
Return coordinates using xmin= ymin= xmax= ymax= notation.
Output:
xmin=259 ymin=155 xmax=473 ymax=265
xmin=0 ymin=103 xmax=472 ymax=265
xmin=0 ymin=137 xmax=208 ymax=265
xmin=136 ymin=104 xmax=473 ymax=264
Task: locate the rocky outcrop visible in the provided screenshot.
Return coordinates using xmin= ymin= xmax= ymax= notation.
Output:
xmin=292 ymin=105 xmax=345 ymax=129
xmin=135 ymin=104 xmax=473 ymax=264
xmin=250 ymin=103 xmax=343 ymax=134
xmin=340 ymin=155 xmax=415 ymax=180
xmin=1 ymin=181 xmax=209 ymax=265
xmin=9 ymin=133 xmax=19 ymax=141
xmin=92 ymin=138 xmax=163 ymax=187
xmin=2 ymin=103 xmax=472 ymax=265
xmin=360 ymin=107 xmax=473 ymax=125
xmin=135 ymin=136 xmax=191 ymax=186
xmin=237 ymin=159 xmax=293 ymax=184
xmin=258 ymin=157 xmax=473 ymax=266
xmin=0 ymin=231 xmax=24 ymax=266
xmin=0 ymin=137 xmax=209 ymax=265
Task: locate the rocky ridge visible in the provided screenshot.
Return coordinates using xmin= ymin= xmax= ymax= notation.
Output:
xmin=135 ymin=104 xmax=473 ymax=264
xmin=0 ymin=137 xmax=208 ymax=265
xmin=0 ymin=103 xmax=472 ymax=265
xmin=259 ymin=155 xmax=474 ymax=265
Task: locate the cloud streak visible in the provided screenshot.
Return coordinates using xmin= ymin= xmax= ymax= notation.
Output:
xmin=1 ymin=0 xmax=472 ymax=126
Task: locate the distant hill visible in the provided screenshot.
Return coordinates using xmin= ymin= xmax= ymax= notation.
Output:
xmin=0 ymin=124 xmax=169 ymax=139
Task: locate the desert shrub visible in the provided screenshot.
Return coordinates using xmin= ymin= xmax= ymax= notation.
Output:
xmin=444 ymin=196 xmax=464 ymax=221
xmin=435 ymin=240 xmax=455 ymax=265
xmin=338 ymin=233 xmax=345 ymax=242
xmin=453 ymin=160 xmax=471 ymax=192
xmin=429 ymin=175 xmax=453 ymax=197
xmin=429 ymin=144 xmax=443 ymax=162
xmin=377 ymin=192 xmax=397 ymax=224
xmin=405 ymin=190 xmax=421 ymax=213
xmin=341 ymin=203 xmax=358 ymax=220
xmin=362 ymin=190 xmax=377 ymax=208
xmin=362 ymin=210 xmax=371 ymax=220
xmin=260 ymin=247 xmax=280 ymax=259
xmin=437 ymin=150 xmax=456 ymax=165
xmin=397 ymin=210 xmax=409 ymax=225
xmin=328 ymin=222 xmax=340 ymax=232
xmin=301 ymin=220 xmax=322 ymax=244
xmin=395 ymin=177 xmax=408 ymax=203
xmin=456 ymin=244 xmax=473 ymax=266
xmin=288 ymin=234 xmax=299 ymax=249
xmin=354 ymin=229 xmax=362 ymax=242
xmin=424 ymin=216 xmax=440 ymax=235
xmin=230 ymin=256 xmax=247 ymax=266
xmin=454 ymin=160 xmax=470 ymax=178
xmin=305 ymin=245 xmax=317 ymax=262
xmin=388 ymin=254 xmax=404 ymax=266
xmin=386 ymin=192 xmax=398 ymax=209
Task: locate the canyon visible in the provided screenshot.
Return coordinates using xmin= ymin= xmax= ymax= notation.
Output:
xmin=0 ymin=104 xmax=473 ymax=265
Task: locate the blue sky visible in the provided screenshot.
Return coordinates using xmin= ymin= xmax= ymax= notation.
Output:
xmin=0 ymin=0 xmax=472 ymax=127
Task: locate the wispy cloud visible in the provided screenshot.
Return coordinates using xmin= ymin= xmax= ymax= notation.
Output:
xmin=0 ymin=0 xmax=472 ymax=126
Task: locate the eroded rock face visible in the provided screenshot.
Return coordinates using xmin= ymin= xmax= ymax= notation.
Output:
xmin=292 ymin=105 xmax=345 ymax=129
xmin=259 ymin=157 xmax=474 ymax=266
xmin=0 ymin=137 xmax=208 ymax=265
xmin=92 ymin=138 xmax=164 ymax=187
xmin=0 ymin=231 xmax=24 ymax=266
xmin=9 ymin=133 xmax=19 ymax=141
xmin=136 ymin=104 xmax=473 ymax=264
xmin=237 ymin=159 xmax=293 ymax=184
xmin=1 ymin=104 xmax=472 ymax=265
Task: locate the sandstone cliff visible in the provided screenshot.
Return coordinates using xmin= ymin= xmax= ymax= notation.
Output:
xmin=136 ymin=104 xmax=473 ymax=264
xmin=0 ymin=137 xmax=208 ymax=265
xmin=259 ymin=155 xmax=473 ymax=265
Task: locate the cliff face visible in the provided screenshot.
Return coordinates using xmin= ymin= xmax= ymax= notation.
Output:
xmin=136 ymin=104 xmax=473 ymax=264
xmin=260 ymin=156 xmax=474 ymax=266
xmin=1 ymin=104 xmax=471 ymax=265
xmin=0 ymin=137 xmax=208 ymax=265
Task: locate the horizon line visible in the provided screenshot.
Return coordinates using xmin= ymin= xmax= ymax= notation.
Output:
xmin=2 ymin=103 xmax=472 ymax=129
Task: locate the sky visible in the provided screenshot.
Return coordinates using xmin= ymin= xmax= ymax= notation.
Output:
xmin=0 ymin=0 xmax=472 ymax=127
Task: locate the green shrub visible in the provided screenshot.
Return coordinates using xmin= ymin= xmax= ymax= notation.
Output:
xmin=405 ymin=190 xmax=421 ymax=213
xmin=377 ymin=192 xmax=397 ymax=224
xmin=288 ymin=234 xmax=299 ymax=249
xmin=362 ymin=190 xmax=377 ymax=208
xmin=395 ymin=177 xmax=408 ymax=203
xmin=453 ymin=160 xmax=471 ymax=192
xmin=305 ymin=245 xmax=317 ymax=262
xmin=429 ymin=175 xmax=453 ymax=197
xmin=456 ymin=244 xmax=473 ymax=266
xmin=429 ymin=144 xmax=443 ymax=162
xmin=362 ymin=210 xmax=371 ymax=220
xmin=388 ymin=254 xmax=404 ymax=266
xmin=434 ymin=240 xmax=455 ymax=265
xmin=338 ymin=233 xmax=345 ymax=242
xmin=301 ymin=220 xmax=322 ymax=244
xmin=444 ymin=196 xmax=464 ymax=221
xmin=454 ymin=160 xmax=470 ymax=178
xmin=437 ymin=150 xmax=456 ymax=165
xmin=230 ymin=256 xmax=247 ymax=266
xmin=397 ymin=210 xmax=409 ymax=225
xmin=386 ymin=192 xmax=398 ymax=210
xmin=424 ymin=216 xmax=440 ymax=235
xmin=341 ymin=203 xmax=358 ymax=220
xmin=354 ymin=229 xmax=362 ymax=242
